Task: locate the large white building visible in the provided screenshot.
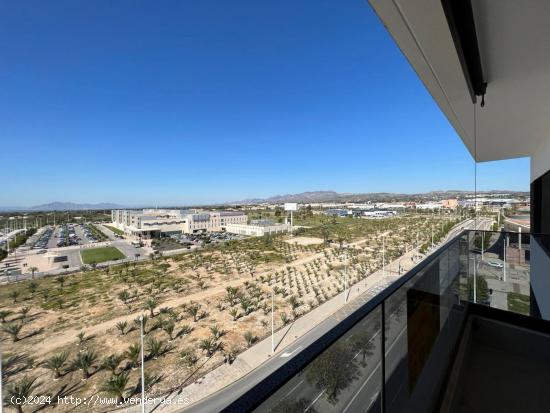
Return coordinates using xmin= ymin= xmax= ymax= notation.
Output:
xmin=111 ymin=209 xmax=247 ymax=237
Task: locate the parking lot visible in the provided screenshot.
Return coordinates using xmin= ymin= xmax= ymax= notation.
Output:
xmin=29 ymin=223 xmax=108 ymax=250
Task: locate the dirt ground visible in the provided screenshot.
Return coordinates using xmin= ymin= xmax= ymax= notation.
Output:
xmin=284 ymin=236 xmax=324 ymax=246
xmin=0 ymin=215 xmax=451 ymax=412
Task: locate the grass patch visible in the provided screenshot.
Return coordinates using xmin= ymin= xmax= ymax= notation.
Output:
xmin=81 ymin=246 xmax=125 ymax=264
xmin=104 ymin=225 xmax=124 ymax=235
xmin=508 ymin=292 xmax=529 ymax=315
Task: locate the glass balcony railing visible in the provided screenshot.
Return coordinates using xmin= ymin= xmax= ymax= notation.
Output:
xmin=464 ymin=230 xmax=531 ymax=316
xmin=187 ymin=229 xmax=537 ymax=413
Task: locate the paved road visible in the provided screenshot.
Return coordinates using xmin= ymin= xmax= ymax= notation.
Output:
xmin=178 ymin=218 xmax=494 ymax=413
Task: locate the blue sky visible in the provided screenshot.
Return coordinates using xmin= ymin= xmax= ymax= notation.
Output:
xmin=0 ymin=1 xmax=528 ymax=206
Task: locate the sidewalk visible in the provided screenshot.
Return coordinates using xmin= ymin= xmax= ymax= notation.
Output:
xmin=123 ymin=245 xmax=424 ymax=413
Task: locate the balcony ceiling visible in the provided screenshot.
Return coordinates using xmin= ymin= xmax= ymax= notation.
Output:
xmin=368 ymin=0 xmax=550 ymax=162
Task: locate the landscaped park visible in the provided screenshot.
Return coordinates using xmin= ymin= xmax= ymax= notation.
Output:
xmin=0 ymin=213 xmax=459 ymax=412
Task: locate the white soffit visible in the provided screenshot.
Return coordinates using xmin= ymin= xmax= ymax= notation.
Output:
xmin=368 ymin=0 xmax=550 ymax=162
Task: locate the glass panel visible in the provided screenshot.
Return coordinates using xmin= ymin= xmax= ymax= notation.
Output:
xmin=469 ymin=230 xmax=531 ymax=316
xmin=254 ymin=305 xmax=382 ymax=413
xmin=385 ymin=237 xmax=465 ymax=413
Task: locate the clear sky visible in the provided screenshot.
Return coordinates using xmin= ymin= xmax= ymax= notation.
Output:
xmin=0 ymin=0 xmax=529 ymax=206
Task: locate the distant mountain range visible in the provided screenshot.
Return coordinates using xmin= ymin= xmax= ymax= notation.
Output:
xmin=230 ymin=189 xmax=530 ymax=204
xmin=0 ymin=189 xmax=529 ymax=212
xmin=0 ymin=202 xmax=128 ymax=212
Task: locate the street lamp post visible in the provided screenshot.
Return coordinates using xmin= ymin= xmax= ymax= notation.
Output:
xmin=271 ymin=287 xmax=274 ymax=354
xmin=344 ymin=248 xmax=348 ymax=303
xmin=518 ymin=227 xmax=522 ymax=264
xmin=140 ymin=315 xmax=145 ymax=413
xmin=0 ymin=346 xmax=3 ymax=413
xmin=503 ymin=234 xmax=507 ymax=282
xmin=382 ymin=237 xmax=385 ymax=277
xmin=473 ymin=253 xmax=477 ymax=304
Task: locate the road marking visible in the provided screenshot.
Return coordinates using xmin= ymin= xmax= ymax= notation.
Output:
xmin=280 ymin=345 xmax=303 ymax=358
xmin=305 ymin=390 xmax=325 ymax=412
xmin=284 ymin=379 xmax=305 ymax=397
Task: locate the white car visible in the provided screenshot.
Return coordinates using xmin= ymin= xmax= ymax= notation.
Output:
xmin=487 ymin=261 xmax=504 ymax=268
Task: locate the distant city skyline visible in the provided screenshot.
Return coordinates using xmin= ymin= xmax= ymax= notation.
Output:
xmin=1 ymin=1 xmax=529 ymax=205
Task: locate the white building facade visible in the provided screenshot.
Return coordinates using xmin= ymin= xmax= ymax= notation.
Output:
xmin=111 ymin=209 xmax=247 ymax=237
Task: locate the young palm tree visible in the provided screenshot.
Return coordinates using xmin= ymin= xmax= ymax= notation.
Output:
xmin=20 ymin=307 xmax=31 ymax=319
xmin=143 ymin=297 xmax=159 ymax=318
xmin=125 ymin=343 xmax=141 ymax=369
xmin=28 ymin=281 xmax=38 ymax=296
xmin=100 ymin=372 xmax=129 ymax=405
xmin=72 ymin=349 xmax=97 ymax=379
xmin=116 ymin=321 xmax=128 ymax=336
xmin=198 ymin=337 xmax=220 ymax=357
xmin=179 ymin=348 xmax=198 ymax=367
xmin=44 ymin=351 xmax=69 ymax=379
xmin=29 ymin=266 xmax=39 ymax=280
xmin=142 ymin=371 xmax=161 ymax=392
xmin=185 ymin=302 xmax=200 ymax=322
xmin=55 ymin=275 xmax=66 ymax=289
xmin=117 ymin=290 xmax=131 ymax=306
xmin=229 ymin=307 xmax=240 ymax=321
xmin=162 ymin=320 xmax=175 ymax=341
xmin=9 ymin=290 xmax=19 ymax=304
xmin=3 ymin=376 xmax=40 ymax=413
xmin=243 ymin=330 xmax=256 ymax=347
xmin=210 ymin=324 xmax=225 ymax=339
xmin=102 ymin=354 xmax=123 ymax=374
xmin=179 ymin=324 xmax=192 ymax=336
xmin=3 ymin=323 xmax=23 ymax=342
xmin=0 ymin=310 xmax=12 ymax=323
xmin=76 ymin=331 xmax=87 ymax=346
xmin=146 ymin=337 xmax=168 ymax=359
xmin=134 ymin=314 xmax=148 ymax=333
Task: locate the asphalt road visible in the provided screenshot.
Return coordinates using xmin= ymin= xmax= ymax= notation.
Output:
xmin=182 ymin=218 xmax=495 ymax=413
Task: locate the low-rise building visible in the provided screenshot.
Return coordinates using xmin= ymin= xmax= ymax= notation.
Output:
xmin=111 ymin=209 xmax=247 ymax=237
xmin=225 ymin=221 xmax=290 ymax=237
xmin=441 ymin=199 xmax=459 ymax=209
